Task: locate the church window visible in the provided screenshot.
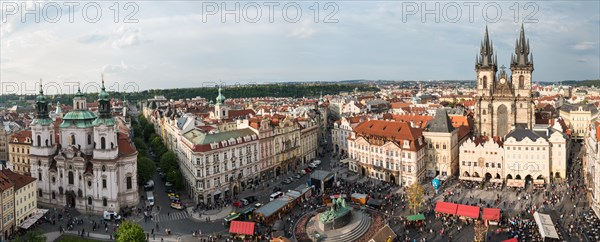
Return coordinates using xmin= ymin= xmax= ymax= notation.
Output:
xmin=88 ymin=181 xmax=92 ymax=187
xmin=45 ymin=139 xmax=48 ymax=146
xmin=102 ymin=198 xmax=107 ymax=206
xmin=68 ymin=171 xmax=74 ymax=185
xmin=111 ymin=142 xmax=114 ymax=149
xmin=483 ymin=76 xmax=488 ymax=89
xmin=483 ymin=109 xmax=486 ymax=115
xmin=88 ymin=197 xmax=92 ymax=205
xmin=52 ymin=191 xmax=56 ymax=199
xmin=101 ymin=137 xmax=106 ymax=149
xmin=88 ymin=134 xmax=92 ymax=145
xmin=102 ymin=165 xmax=106 ymax=172
xmin=102 ymin=179 xmax=107 ymax=188
xmin=37 ymin=135 xmax=41 ymax=147
xmin=519 ymin=75 xmax=525 ymax=89
xmin=38 ymin=172 xmax=42 ymax=181
xmin=38 ymin=189 xmax=42 ymax=197
xmin=126 ymin=176 xmax=132 ymax=190
xmin=520 ymin=103 xmax=523 ymax=108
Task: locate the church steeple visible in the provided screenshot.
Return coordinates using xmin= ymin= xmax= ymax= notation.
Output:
xmin=35 ymin=80 xmax=49 ymax=119
xmin=511 ymin=24 xmax=534 ymax=68
xmin=98 ymin=75 xmax=111 ymax=118
xmin=476 ymin=26 xmax=497 ymax=68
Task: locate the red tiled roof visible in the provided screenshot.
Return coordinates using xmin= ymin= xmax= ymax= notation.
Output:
xmin=0 ymin=172 xmax=14 ymax=192
xmin=352 ymin=120 xmax=425 ymax=151
xmin=229 ymin=109 xmax=255 ymax=119
xmin=0 ymin=169 xmax=35 ymax=190
xmin=118 ymin=132 xmax=137 ymax=156
xmin=9 ymin=129 xmax=32 ymax=144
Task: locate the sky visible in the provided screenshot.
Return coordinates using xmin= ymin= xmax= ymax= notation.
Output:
xmin=1 ymin=1 xmax=599 ymax=94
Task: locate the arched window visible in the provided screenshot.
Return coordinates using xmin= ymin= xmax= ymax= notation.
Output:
xmin=88 ymin=197 xmax=92 ymax=205
xmin=51 ymin=191 xmax=56 ymax=199
xmin=483 ymin=76 xmax=488 ymax=89
xmin=519 ymin=75 xmax=525 ymax=89
xmin=45 ymin=139 xmax=48 ymax=146
xmin=102 ymin=165 xmax=106 ymax=172
xmin=111 ymin=142 xmax=114 ymax=149
xmin=103 ymin=198 xmax=108 ymax=206
xmin=88 ymin=134 xmax=92 ymax=145
xmin=101 ymin=137 xmax=106 ymax=149
xmin=482 ymin=109 xmax=486 ymax=115
xmin=37 ymin=135 xmax=41 ymax=147
xmin=68 ymin=171 xmax=74 ymax=185
xmin=71 ymin=134 xmax=76 ymax=145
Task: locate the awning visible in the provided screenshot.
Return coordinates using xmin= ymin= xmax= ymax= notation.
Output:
xmin=502 ymin=238 xmax=518 ymax=242
xmin=340 ymin=158 xmax=352 ymax=164
xmin=19 ymin=208 xmax=49 ymax=229
xmin=407 ymin=214 xmax=425 ymax=221
xmin=229 ymin=221 xmax=255 ymax=235
xmin=213 ymin=190 xmax=222 ymax=196
xmin=482 ymin=208 xmax=501 ymax=221
xmin=456 ymin=204 xmax=480 ymax=219
xmin=533 ymin=212 xmax=559 ymax=239
xmin=434 ymin=201 xmax=457 ymax=215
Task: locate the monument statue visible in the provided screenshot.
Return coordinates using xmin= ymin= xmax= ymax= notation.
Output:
xmin=320 ymin=197 xmax=350 ymax=224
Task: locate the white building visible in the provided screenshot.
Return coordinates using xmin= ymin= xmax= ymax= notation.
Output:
xmin=586 ymin=121 xmax=600 ymax=218
xmin=30 ymin=83 xmax=139 ymax=214
xmin=332 ymin=116 xmax=367 ymax=156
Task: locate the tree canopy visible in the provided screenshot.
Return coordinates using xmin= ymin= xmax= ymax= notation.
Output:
xmin=115 ymin=221 xmax=146 ymax=242
xmin=407 ymin=182 xmax=425 ymax=214
xmin=137 ymin=157 xmax=156 ymax=183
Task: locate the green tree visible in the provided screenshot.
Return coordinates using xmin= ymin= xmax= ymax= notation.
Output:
xmin=160 ymin=151 xmax=178 ymax=172
xmin=115 ymin=220 xmax=146 ymax=242
xmin=407 ymin=182 xmax=425 ymax=214
xmin=12 ymin=230 xmax=46 ymax=242
xmin=167 ymin=169 xmax=184 ymax=190
xmin=137 ymin=157 xmax=156 ymax=183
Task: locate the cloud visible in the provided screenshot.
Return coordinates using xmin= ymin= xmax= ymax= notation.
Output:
xmin=111 ymin=26 xmax=148 ymax=49
xmin=572 ymin=41 xmax=596 ymax=51
xmin=102 ymin=61 xmax=129 ymax=73
xmin=288 ymin=20 xmax=318 ymax=39
xmin=78 ymin=33 xmax=109 ymax=44
xmin=577 ymin=59 xmax=589 ymax=63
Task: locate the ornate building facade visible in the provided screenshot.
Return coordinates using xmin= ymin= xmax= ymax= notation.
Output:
xmin=30 ymin=82 xmax=139 ymax=214
xmin=475 ymin=25 xmax=534 ymax=138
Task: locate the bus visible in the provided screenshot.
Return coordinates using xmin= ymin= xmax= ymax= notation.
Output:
xmin=224 ymin=212 xmax=240 ymax=226
xmin=270 ymin=191 xmax=284 ymax=201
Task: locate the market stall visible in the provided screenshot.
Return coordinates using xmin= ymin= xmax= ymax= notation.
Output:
xmin=434 ymin=201 xmax=458 ymax=216
xmin=482 ymin=208 xmax=501 ymax=226
xmin=229 ymin=220 xmax=256 ymax=240
xmin=533 ymin=212 xmax=560 ymax=240
xmin=456 ymin=204 xmax=480 ymax=220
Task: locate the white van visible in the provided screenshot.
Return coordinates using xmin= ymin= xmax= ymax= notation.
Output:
xmin=103 ymin=211 xmax=121 ymax=220
xmin=313 ymin=160 xmax=321 ymax=165
xmin=270 ymin=191 xmax=284 ymax=201
xmin=147 ymin=191 xmax=155 ymax=206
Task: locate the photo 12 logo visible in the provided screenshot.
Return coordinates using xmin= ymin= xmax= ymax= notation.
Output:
xmin=401 ymin=1 xmax=539 ymax=23
xmin=0 ymin=81 xmax=140 ymax=96
xmin=201 ymin=2 xmax=339 ymax=23
xmin=1 ymin=1 xmax=139 ymax=24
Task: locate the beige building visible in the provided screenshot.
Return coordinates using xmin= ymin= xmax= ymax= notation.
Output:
xmin=8 ymin=130 xmax=32 ymax=175
xmin=0 ymin=170 xmax=36 ymax=227
xmin=180 ymin=128 xmax=259 ymax=204
xmin=332 ymin=116 xmax=367 ymax=156
xmin=559 ymin=103 xmax=598 ymax=140
xmin=347 ymin=120 xmax=426 ymax=186
xmin=272 ymin=116 xmax=301 ymax=176
xmin=423 ymin=109 xmax=470 ymax=179
xmin=0 ymin=172 xmax=14 ymax=240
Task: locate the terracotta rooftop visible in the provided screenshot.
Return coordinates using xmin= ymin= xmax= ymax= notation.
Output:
xmin=352 ymin=120 xmax=424 ymax=151
xmin=9 ymin=129 xmax=32 ymax=144
xmin=0 ymin=169 xmax=35 ymax=190
xmin=0 ymin=172 xmax=14 ymax=192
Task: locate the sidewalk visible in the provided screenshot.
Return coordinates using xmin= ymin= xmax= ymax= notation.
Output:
xmin=187 ymin=205 xmax=233 ymax=222
xmin=46 ymin=230 xmax=228 ymax=242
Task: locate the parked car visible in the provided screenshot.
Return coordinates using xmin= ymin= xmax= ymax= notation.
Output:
xmin=293 ymin=173 xmax=302 ymax=179
xmin=313 ymin=160 xmax=321 ymax=165
xmin=165 ymin=182 xmax=173 ymax=187
xmin=103 ymin=211 xmax=121 ymax=221
xmin=308 ymin=163 xmax=318 ymax=168
xmin=170 ymin=202 xmax=184 ymax=210
xmin=255 ymin=203 xmax=263 ymax=208
xmin=283 ymin=179 xmax=292 ymax=184
xmin=244 ymin=196 xmax=257 ymax=203
xmin=304 ymin=167 xmax=313 ymax=173
xmin=240 ymin=199 xmax=249 ymax=206
xmin=143 ymin=180 xmax=154 ymax=190
xmin=233 ymin=201 xmax=244 ymax=208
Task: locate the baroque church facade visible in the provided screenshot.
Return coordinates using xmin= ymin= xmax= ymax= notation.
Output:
xmin=30 ymin=80 xmax=139 ymax=214
xmin=475 ymin=25 xmax=535 ymax=138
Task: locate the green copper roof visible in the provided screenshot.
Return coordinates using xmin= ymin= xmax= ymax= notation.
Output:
xmin=98 ymin=80 xmax=110 ymax=101
xmin=31 ymin=118 xmax=54 ymax=126
xmin=215 ymin=87 xmax=226 ymax=104
xmin=60 ymin=110 xmax=97 ymax=128
xmin=183 ymin=128 xmax=256 ymax=146
xmin=75 ymin=86 xmax=84 ymax=98
xmin=92 ymin=117 xmax=116 ymax=126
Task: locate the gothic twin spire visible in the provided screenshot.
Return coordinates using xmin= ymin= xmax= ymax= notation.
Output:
xmin=476 ymin=24 xmax=533 ymax=69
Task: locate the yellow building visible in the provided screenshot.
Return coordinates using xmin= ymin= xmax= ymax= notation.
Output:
xmin=8 ymin=130 xmax=32 ymax=175
xmin=0 ymin=172 xmax=14 ymax=240
xmin=0 ymin=170 xmax=36 ymax=228
xmin=559 ymin=103 xmax=598 ymax=140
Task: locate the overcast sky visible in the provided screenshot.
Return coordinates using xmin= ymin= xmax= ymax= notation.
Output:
xmin=1 ymin=1 xmax=599 ymax=94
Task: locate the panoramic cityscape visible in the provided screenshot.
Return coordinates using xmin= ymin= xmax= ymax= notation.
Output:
xmin=1 ymin=1 xmax=599 ymax=242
